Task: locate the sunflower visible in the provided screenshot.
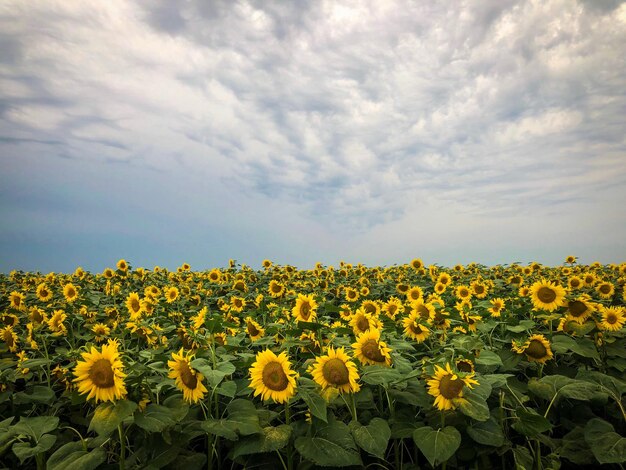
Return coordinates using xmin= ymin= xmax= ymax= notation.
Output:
xmin=47 ymin=310 xmax=67 ymax=336
xmin=464 ymin=314 xmax=481 ymax=333
xmin=165 ymin=286 xmax=179 ymax=303
xmin=596 ymin=281 xmax=614 ymax=300
xmin=427 ymin=363 xmax=479 ymax=411
xmin=352 ymin=329 xmax=392 ymax=366
xmin=455 ymin=358 xmax=475 ymax=373
xmin=598 ymin=306 xmax=625 ymax=332
xmin=402 ymin=312 xmax=431 ymax=343
xmin=125 ymin=292 xmax=144 ymax=319
xmin=396 ymin=283 xmax=409 ymax=295
xmin=488 ymin=298 xmax=505 ymax=318
xmin=410 ymin=299 xmax=436 ymax=322
xmin=434 ymin=282 xmax=447 ymax=294
xmin=28 ymin=307 xmax=46 ymax=326
xmin=292 ymin=294 xmax=318 ymax=322
xmin=232 ymin=280 xmax=248 ymax=293
xmin=1 ymin=326 xmax=19 ymax=352
xmin=437 ymin=273 xmax=452 ymax=286
xmin=382 ymin=298 xmax=403 ymax=320
xmin=470 ymin=281 xmax=488 ymax=299
xmin=406 ymin=286 xmax=424 ymax=302
xmin=518 ymin=286 xmax=530 ymax=297
xmin=512 ymin=334 xmax=553 ymax=364
xmin=565 ymin=255 xmax=577 ymax=264
xmin=230 ymin=296 xmax=246 ymax=313
xmin=268 ymin=280 xmax=285 ymax=298
xmin=73 ymin=340 xmax=127 ymax=402
xmin=567 ymin=276 xmax=583 ymax=290
xmin=530 ymin=280 xmax=566 ymax=312
xmin=190 ymin=307 xmax=207 ymax=330
xmin=360 ymin=300 xmax=380 ymax=316
xmin=350 ymin=308 xmax=381 ymax=336
xmin=168 ymin=348 xmax=208 ymax=404
xmin=9 ymin=291 xmax=25 ymax=310
xmin=582 ymin=273 xmax=597 ymax=287
xmin=249 ymin=349 xmax=297 ymax=403
xmin=455 ymin=285 xmax=472 ymax=301
xmin=410 ymin=258 xmax=424 ymax=270
xmin=245 ymin=317 xmax=265 ymax=341
xmin=207 ymin=269 xmax=222 ymax=283
xmin=310 ymin=346 xmax=360 ymax=394
xmin=92 ymin=323 xmax=111 ymax=343
xmin=564 ymin=298 xmax=595 ymax=324
xmin=339 ymin=304 xmax=353 ymax=320
xmin=117 ymin=259 xmax=128 ymax=272
xmin=36 ymin=283 xmax=53 ymax=302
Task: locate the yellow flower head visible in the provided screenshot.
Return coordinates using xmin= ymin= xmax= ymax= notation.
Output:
xmin=310 ymin=346 xmax=360 ymax=394
xmin=168 ymin=348 xmax=208 ymax=404
xmin=427 ymin=363 xmax=479 ymax=411
xmin=249 ymin=349 xmax=298 ymax=404
xmin=73 ymin=340 xmax=127 ymax=403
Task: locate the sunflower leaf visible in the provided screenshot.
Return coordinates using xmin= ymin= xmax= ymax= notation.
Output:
xmin=349 ymin=418 xmax=391 ymax=459
xmin=225 ymin=399 xmax=262 ymax=436
xmin=12 ymin=434 xmax=56 ymax=463
xmin=298 ymin=386 xmax=328 ymax=423
xmin=457 ymin=389 xmax=490 ymax=421
xmin=46 ymin=441 xmax=107 ymax=470
xmin=467 ymin=417 xmax=505 ymax=447
xmin=230 ymin=425 xmax=291 ymax=458
xmin=412 ymin=426 xmax=461 ymax=467
xmin=88 ymin=400 xmax=137 ymax=437
xmin=584 ymin=418 xmax=626 ymax=464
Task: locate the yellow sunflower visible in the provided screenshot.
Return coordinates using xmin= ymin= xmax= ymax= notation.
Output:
xmin=455 ymin=285 xmax=472 ymax=301
xmin=92 ymin=323 xmax=111 ymax=343
xmin=512 ymin=334 xmax=553 ymax=364
xmin=249 ymin=349 xmax=298 ymax=403
xmin=262 ymin=259 xmax=273 ymax=269
xmin=382 ymin=298 xmax=403 ymax=320
xmin=455 ymin=358 xmax=475 ymax=373
xmin=268 ymin=280 xmax=285 ymax=298
xmin=47 ymin=310 xmax=67 ymax=336
xmin=564 ymin=298 xmax=595 ymax=324
xmin=350 ymin=308 xmax=381 ymax=336
xmin=567 ymin=276 xmax=583 ymax=290
xmin=530 ymin=279 xmax=566 ymax=312
xmin=9 ymin=291 xmax=25 ymax=310
xmin=406 ymin=286 xmax=424 ymax=303
xmin=1 ymin=326 xmax=19 ymax=352
xmin=230 ymin=296 xmax=246 ymax=313
xmin=165 ymin=286 xmax=179 ymax=303
xmin=36 ymin=283 xmax=53 ymax=302
xmin=427 ymin=363 xmax=479 ymax=411
xmin=402 ymin=312 xmax=431 ymax=343
xmin=245 ymin=317 xmax=265 ymax=341
xmin=598 ymin=306 xmax=625 ymax=332
xmin=339 ymin=304 xmax=353 ymax=320
xmin=292 ymin=294 xmax=318 ymax=322
xmin=73 ymin=340 xmax=127 ymax=402
xmin=28 ymin=307 xmax=47 ymax=326
xmin=410 ymin=258 xmax=424 ymax=270
xmin=352 ymin=329 xmax=392 ymax=366
xmin=488 ymin=298 xmax=505 ymax=318
xmin=565 ymin=255 xmax=577 ymax=264
xmin=437 ymin=273 xmax=452 ymax=286
xmin=125 ymin=292 xmax=144 ymax=319
xmin=168 ymin=348 xmax=208 ymax=404
xmin=470 ymin=281 xmax=488 ymax=299
xmin=310 ymin=346 xmax=360 ymax=394
xmin=207 ymin=269 xmax=222 ymax=283
xmin=596 ymin=281 xmax=615 ymax=300
xmin=411 ymin=299 xmax=436 ymax=322
xmin=116 ymin=259 xmax=128 ymax=272
xmin=63 ymin=283 xmax=79 ymax=303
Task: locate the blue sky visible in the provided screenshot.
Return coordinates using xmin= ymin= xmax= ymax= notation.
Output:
xmin=1 ymin=0 xmax=625 ymax=273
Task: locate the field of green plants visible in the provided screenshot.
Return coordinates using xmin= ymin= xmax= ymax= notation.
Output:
xmin=0 ymin=258 xmax=625 ymax=469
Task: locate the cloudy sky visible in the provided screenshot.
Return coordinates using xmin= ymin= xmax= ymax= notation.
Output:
xmin=1 ymin=0 xmax=625 ymax=273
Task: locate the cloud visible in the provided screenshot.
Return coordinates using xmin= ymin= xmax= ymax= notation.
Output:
xmin=0 ymin=0 xmax=625 ymax=269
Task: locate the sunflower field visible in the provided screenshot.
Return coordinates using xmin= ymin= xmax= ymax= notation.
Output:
xmin=1 ymin=258 xmax=625 ymax=469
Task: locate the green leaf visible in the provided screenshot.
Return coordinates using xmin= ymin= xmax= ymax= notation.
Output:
xmin=134 ymin=404 xmax=177 ymax=432
xmin=360 ymin=366 xmax=402 ymax=387
xmin=231 ymin=425 xmax=292 ymax=458
xmin=507 ymin=320 xmax=535 ymax=333
xmin=12 ymin=416 xmax=59 ymax=441
xmin=511 ymin=410 xmax=552 ymax=437
xmin=512 ymin=445 xmax=533 ymax=470
xmin=467 ymin=417 xmax=505 ymax=447
xmin=551 ymin=335 xmax=599 ymax=360
xmin=584 ymin=418 xmax=626 ymax=464
xmin=457 ymin=389 xmax=490 ymax=421
xmin=190 ymin=359 xmax=227 ymax=388
xmin=481 ymin=374 xmax=513 ymax=389
xmin=216 ymin=380 xmax=237 ymax=398
xmin=89 ymin=400 xmax=137 ymax=437
xmin=20 ymin=358 xmax=53 ymax=369
xmin=528 ymin=375 xmax=598 ymax=403
xmin=226 ymin=399 xmax=262 ymax=436
xmin=12 ymin=433 xmax=56 ymax=463
xmin=476 ymin=349 xmax=503 ymax=367
xmin=389 ymin=415 xmax=420 ymax=439
xmin=349 ymin=418 xmax=390 ymax=459
xmin=412 ymin=426 xmax=461 ymax=467
xmin=162 ymin=395 xmax=190 ymax=422
xmin=560 ymin=427 xmax=595 ymax=465
xmin=295 ymin=436 xmax=362 ymax=467
xmin=201 ymin=419 xmax=239 ymax=441
xmin=298 ymin=386 xmax=328 ymax=423
xmin=577 ymin=370 xmax=626 ymax=397
xmin=13 ymin=386 xmax=55 ymax=405
xmin=46 ymin=441 xmax=107 ymax=470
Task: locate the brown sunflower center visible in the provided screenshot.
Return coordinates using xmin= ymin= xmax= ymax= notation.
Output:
xmin=606 ymin=313 xmax=618 ymax=324
xmin=40 ymin=288 xmax=49 ymax=297
xmin=570 ymin=279 xmax=581 ymax=288
xmin=356 ymin=315 xmax=370 ymax=332
xmin=322 ymin=358 xmax=350 ymax=386
xmin=271 ymin=283 xmax=282 ymax=293
xmin=32 ymin=310 xmax=44 ymax=323
xmin=568 ymin=301 xmax=588 ymax=317
xmin=599 ymin=284 xmax=611 ymax=294
xmin=67 ymin=287 xmax=76 ymax=297
xmin=361 ymin=339 xmax=385 ymax=363
xmin=416 ymin=305 xmax=430 ymax=320
xmin=525 ymin=339 xmax=548 ymax=359
xmin=439 ymin=374 xmax=464 ymax=399
xmin=300 ymin=303 xmax=311 ymax=319
xmin=537 ymin=287 xmax=557 ymax=303
xmin=130 ymin=298 xmax=140 ymax=312
xmin=3 ymin=330 xmax=14 ymax=346
xmin=89 ymin=359 xmax=115 ymax=388
xmin=474 ymin=285 xmax=485 ymax=294
xmin=363 ymin=303 xmax=377 ymax=314
xmin=410 ymin=323 xmax=424 ymax=335
xmin=459 ymin=288 xmax=469 ymax=298
xmin=456 ymin=361 xmax=473 ymax=373
xmin=388 ymin=305 xmax=398 ymax=315
xmin=262 ymin=361 xmax=289 ymax=391
xmin=247 ymin=322 xmax=260 ymax=337
xmin=178 ymin=361 xmax=198 ymax=390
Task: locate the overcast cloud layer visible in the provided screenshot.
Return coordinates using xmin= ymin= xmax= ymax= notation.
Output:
xmin=1 ymin=0 xmax=625 ymax=272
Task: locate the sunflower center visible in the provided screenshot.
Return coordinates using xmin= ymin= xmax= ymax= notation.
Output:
xmin=410 ymin=323 xmax=424 ymax=335
xmin=262 ymin=361 xmax=289 ymax=391
xmin=416 ymin=305 xmax=430 ymax=320
xmin=459 ymin=289 xmax=469 ymax=298
xmin=439 ymin=374 xmax=464 ymax=399
xmin=89 ymin=359 xmax=115 ymax=388
xmin=3 ymin=330 xmax=14 ymax=346
xmin=364 ymin=303 xmax=376 ymax=314
xmin=300 ymin=303 xmax=311 ymax=319
xmin=271 ymin=284 xmax=281 ymax=293
xmin=537 ymin=287 xmax=557 ymax=303
xmin=361 ymin=339 xmax=385 ymax=362
xmin=356 ymin=316 xmax=370 ymax=332
xmin=388 ymin=305 xmax=398 ymax=315
xmin=606 ymin=313 xmax=618 ymax=324
xmin=322 ymin=358 xmax=350 ymax=386
xmin=67 ymin=287 xmax=76 ymax=297
xmin=179 ymin=361 xmax=198 ymax=390
xmin=568 ymin=301 xmax=588 ymax=317
xmin=525 ymin=340 xmax=548 ymax=359
xmin=599 ymin=284 xmax=611 ymax=294
xmin=247 ymin=322 xmax=260 ymax=336
xmin=131 ymin=298 xmax=140 ymax=312
xmin=474 ymin=285 xmax=484 ymax=294
xmin=570 ymin=279 xmax=580 ymax=288
xmin=457 ymin=361 xmax=473 ymax=373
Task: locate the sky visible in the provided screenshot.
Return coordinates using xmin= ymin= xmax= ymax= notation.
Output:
xmin=1 ymin=0 xmax=625 ymax=273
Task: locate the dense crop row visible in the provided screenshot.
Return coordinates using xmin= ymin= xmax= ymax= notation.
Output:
xmin=0 ymin=258 xmax=625 ymax=469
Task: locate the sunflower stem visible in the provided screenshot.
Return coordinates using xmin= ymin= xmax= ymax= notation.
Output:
xmin=118 ymin=424 xmax=125 ymax=470
xmin=285 ymin=401 xmax=293 ymax=470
